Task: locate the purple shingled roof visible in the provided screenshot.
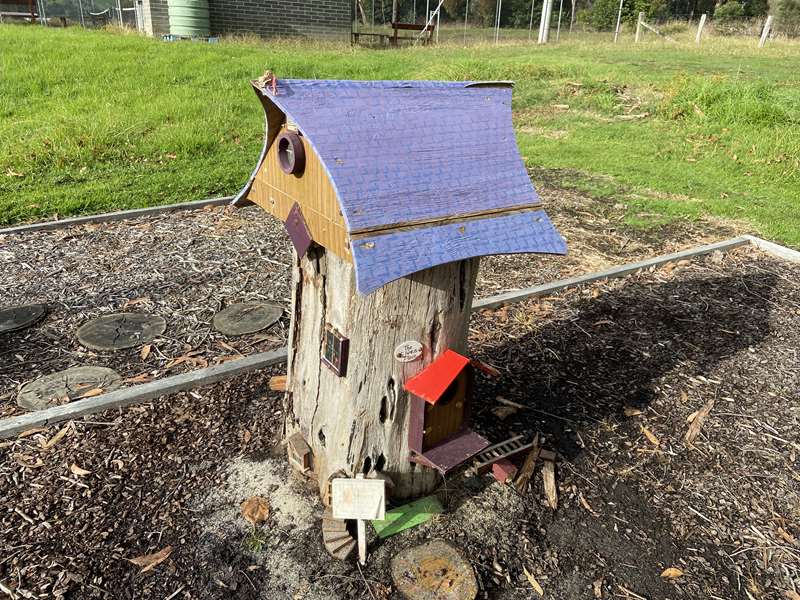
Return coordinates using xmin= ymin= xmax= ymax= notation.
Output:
xmin=249 ymin=79 xmax=567 ymax=294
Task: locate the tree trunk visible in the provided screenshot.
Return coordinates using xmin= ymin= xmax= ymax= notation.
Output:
xmin=285 ymin=247 xmax=479 ymax=501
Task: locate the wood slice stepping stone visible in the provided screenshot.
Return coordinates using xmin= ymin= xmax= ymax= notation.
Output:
xmin=76 ymin=313 xmax=166 ymax=351
xmin=0 ymin=303 xmax=47 ymax=335
xmin=212 ymin=302 xmax=282 ymax=336
xmin=17 ymin=366 xmax=122 ymax=411
xmin=391 ymin=540 xmax=478 ymax=600
xmin=322 ymin=507 xmax=356 ymax=561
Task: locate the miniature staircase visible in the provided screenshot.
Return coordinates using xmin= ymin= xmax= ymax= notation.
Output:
xmin=322 ymin=507 xmax=356 ymax=560
xmin=473 ymin=435 xmax=534 ymax=474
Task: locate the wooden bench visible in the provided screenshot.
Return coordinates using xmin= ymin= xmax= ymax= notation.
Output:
xmin=0 ymin=0 xmax=37 ymax=22
xmin=391 ymin=21 xmax=435 ymax=46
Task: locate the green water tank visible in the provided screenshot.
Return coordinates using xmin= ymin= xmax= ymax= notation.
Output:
xmin=167 ymin=0 xmax=210 ymax=37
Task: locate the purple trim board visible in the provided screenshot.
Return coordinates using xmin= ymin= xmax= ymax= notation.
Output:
xmin=351 ymin=209 xmax=566 ymax=294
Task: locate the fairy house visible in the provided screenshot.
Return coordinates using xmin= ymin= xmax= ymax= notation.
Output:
xmin=233 ymin=78 xmax=566 ymax=499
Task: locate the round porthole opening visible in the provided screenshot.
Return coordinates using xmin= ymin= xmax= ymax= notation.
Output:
xmin=277 ymin=131 xmax=305 ymax=175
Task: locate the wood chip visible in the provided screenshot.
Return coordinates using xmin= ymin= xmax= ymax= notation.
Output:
xmin=128 ymin=546 xmax=173 ymax=573
xmin=542 ymin=459 xmax=558 ymax=510
xmin=783 ymin=591 xmax=800 ymax=600
xmin=593 ymin=578 xmax=604 ymax=598
xmin=514 ymin=433 xmax=540 ymax=492
xmin=624 ymin=406 xmax=643 ymax=417
xmin=523 ymin=566 xmax=544 ymax=596
xmin=685 ymin=396 xmax=716 ymax=446
xmin=140 ymin=344 xmax=152 ymax=360
xmin=70 ymin=463 xmax=91 ymax=477
xmin=661 ymin=567 xmax=684 ymax=579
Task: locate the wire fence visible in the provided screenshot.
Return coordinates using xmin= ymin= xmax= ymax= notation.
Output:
xmin=351 ymin=0 xmax=798 ymax=46
xmin=2 ymin=0 xmax=795 ymax=45
xmin=0 ymin=0 xmax=140 ymax=29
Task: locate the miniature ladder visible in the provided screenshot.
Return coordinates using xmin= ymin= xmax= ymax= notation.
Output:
xmin=473 ymin=435 xmax=535 ymax=474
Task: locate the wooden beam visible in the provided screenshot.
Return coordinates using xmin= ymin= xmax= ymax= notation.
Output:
xmin=0 ymin=196 xmax=234 ymax=236
xmin=0 ymin=348 xmax=287 ymax=439
xmin=472 ymin=237 xmax=751 ymax=310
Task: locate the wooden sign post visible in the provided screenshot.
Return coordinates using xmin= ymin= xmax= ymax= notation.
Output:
xmin=331 ymin=475 xmax=386 ymax=565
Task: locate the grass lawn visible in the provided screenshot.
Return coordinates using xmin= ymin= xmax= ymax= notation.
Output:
xmin=1 ymin=25 xmax=798 ymax=245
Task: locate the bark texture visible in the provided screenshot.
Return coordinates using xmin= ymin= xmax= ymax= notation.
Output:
xmin=285 ymin=247 xmax=479 ymax=500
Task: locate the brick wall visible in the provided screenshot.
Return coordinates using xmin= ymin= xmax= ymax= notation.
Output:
xmin=209 ymin=0 xmax=352 ymax=40
xmin=141 ymin=0 xmax=169 ymax=36
xmin=143 ymin=0 xmax=352 ymax=40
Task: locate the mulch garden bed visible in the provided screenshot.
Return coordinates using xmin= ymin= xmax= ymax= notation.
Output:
xmin=0 ymin=183 xmax=739 ymax=416
xmin=4 ymin=187 xmax=794 ymax=600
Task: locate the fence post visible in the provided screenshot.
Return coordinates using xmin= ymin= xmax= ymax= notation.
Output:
xmin=635 ymin=11 xmax=644 ymax=42
xmin=695 ymin=13 xmax=706 ymax=44
xmin=758 ymin=15 xmax=773 ymax=48
xmin=538 ymin=0 xmax=553 ymax=43
xmin=613 ymin=0 xmax=624 ymax=42
xmin=528 ymin=0 xmax=536 ymax=40
xmin=555 ymin=0 xmax=563 ymax=41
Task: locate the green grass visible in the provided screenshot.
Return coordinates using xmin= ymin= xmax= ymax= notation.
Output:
xmin=1 ymin=25 xmax=799 ymax=245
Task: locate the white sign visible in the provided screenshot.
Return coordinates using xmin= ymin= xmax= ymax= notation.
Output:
xmin=394 ymin=340 xmax=423 ymax=363
xmin=331 ymin=478 xmax=386 ymax=521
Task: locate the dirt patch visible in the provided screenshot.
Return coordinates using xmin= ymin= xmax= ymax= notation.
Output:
xmin=1 ymin=243 xmax=797 ymax=600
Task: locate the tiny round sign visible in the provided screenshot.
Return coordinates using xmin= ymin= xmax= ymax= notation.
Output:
xmin=394 ymin=341 xmax=423 ymax=363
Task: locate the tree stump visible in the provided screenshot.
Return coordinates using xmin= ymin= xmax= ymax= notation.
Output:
xmin=286 ymin=247 xmax=479 ymax=500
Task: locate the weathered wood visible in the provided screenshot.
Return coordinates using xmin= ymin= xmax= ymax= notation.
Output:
xmin=0 ymin=349 xmax=287 ymax=439
xmin=695 ymin=13 xmax=707 ymax=44
xmin=286 ymin=247 xmax=479 ymax=500
xmin=759 ymin=15 xmax=773 ymax=48
xmin=635 ymin=11 xmax=644 ymax=42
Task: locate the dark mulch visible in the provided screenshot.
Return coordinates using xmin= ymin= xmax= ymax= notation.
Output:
xmin=1 ymin=245 xmax=797 ymax=600
xmin=0 ymin=183 xmax=739 ymax=416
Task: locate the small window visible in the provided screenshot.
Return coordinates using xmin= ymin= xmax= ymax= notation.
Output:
xmin=277 ymin=130 xmax=306 ymax=175
xmin=322 ymin=325 xmax=349 ymax=377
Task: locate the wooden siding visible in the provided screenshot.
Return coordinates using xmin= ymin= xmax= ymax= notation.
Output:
xmin=249 ymin=125 xmax=351 ymax=261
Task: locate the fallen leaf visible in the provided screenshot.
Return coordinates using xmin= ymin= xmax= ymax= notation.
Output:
xmin=241 ymin=496 xmax=270 ymax=526
xmin=661 ymin=567 xmax=684 ymax=579
xmin=128 ymin=546 xmax=173 ymax=573
xmin=140 ymin=344 xmax=152 ymax=360
xmin=70 ymin=463 xmax=91 ymax=477
xmin=76 ymin=387 xmax=104 ymax=399
xmin=122 ymin=297 xmax=150 ymax=309
xmin=641 ymin=425 xmax=660 ymax=447
xmin=242 ymin=429 xmax=252 ymax=445
xmin=523 ymin=566 xmax=544 ymax=596
xmin=123 ymin=373 xmax=153 ymax=384
xmin=784 ymin=591 xmax=800 ymax=600
xmin=14 ymin=453 xmax=45 ymax=469
xmin=40 ymin=425 xmax=69 ymax=450
xmin=777 ymin=527 xmax=796 ymax=545
xmin=492 ymin=405 xmax=517 ymax=420
xmin=17 ymin=427 xmax=47 ymax=439
xmin=579 ymin=493 xmax=600 ymax=517
xmin=686 ymin=410 xmax=699 ymax=423
xmin=685 ymin=397 xmax=716 ymax=446
xmin=269 ymin=375 xmax=287 ymax=392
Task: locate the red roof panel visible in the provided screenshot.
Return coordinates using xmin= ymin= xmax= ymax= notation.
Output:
xmin=403 ymin=349 xmax=470 ymax=405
